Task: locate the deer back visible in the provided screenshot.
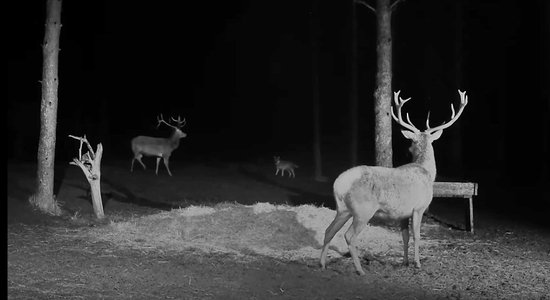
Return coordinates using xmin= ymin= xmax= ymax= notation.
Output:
xmin=334 ymin=165 xmax=433 ymax=219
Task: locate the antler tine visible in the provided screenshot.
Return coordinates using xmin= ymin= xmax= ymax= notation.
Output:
xmin=156 ymin=114 xmax=164 ymax=128
xmin=425 ymin=90 xmax=468 ymax=134
xmin=157 ymin=114 xmax=177 ymax=129
xmin=425 ymin=111 xmax=431 ymax=130
xmin=391 ymin=91 xmax=421 ymax=133
xmin=171 ymin=115 xmax=186 ymax=127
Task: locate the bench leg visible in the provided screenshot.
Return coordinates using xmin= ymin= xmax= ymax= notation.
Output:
xmin=465 ymin=197 xmax=474 ymax=234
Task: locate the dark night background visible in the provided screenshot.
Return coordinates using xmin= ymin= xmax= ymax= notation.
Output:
xmin=7 ymin=1 xmax=549 ymax=211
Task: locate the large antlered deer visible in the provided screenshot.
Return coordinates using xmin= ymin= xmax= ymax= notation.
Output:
xmin=130 ymin=114 xmax=187 ymax=176
xmin=320 ymin=90 xmax=468 ymax=275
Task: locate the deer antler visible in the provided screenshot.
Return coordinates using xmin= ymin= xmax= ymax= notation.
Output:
xmin=425 ymin=90 xmax=468 ymax=134
xmin=157 ymin=114 xmax=186 ymax=130
xmin=391 ymin=91 xmax=421 ymax=133
xmin=171 ymin=115 xmax=186 ymax=128
xmin=157 ymin=114 xmax=171 ymax=129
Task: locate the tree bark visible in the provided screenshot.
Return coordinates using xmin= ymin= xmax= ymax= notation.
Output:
xmin=31 ymin=0 xmax=63 ymax=215
xmin=374 ymin=0 xmax=393 ymax=167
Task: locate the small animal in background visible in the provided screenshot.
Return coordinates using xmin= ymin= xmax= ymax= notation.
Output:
xmin=274 ymin=156 xmax=299 ymax=178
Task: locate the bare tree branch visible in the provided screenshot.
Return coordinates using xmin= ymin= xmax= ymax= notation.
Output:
xmin=69 ymin=135 xmax=101 ymax=179
xmin=390 ymin=0 xmax=405 ymax=11
xmin=356 ymin=0 xmax=376 ymax=12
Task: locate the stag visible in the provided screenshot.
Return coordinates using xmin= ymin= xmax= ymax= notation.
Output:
xmin=320 ymin=90 xmax=468 ymax=275
xmin=130 ymin=114 xmax=187 ymax=176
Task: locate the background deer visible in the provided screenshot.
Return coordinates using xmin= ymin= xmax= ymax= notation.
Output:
xmin=274 ymin=156 xmax=299 ymax=178
xmin=131 ymin=114 xmax=187 ymax=176
xmin=320 ymin=90 xmax=468 ymax=275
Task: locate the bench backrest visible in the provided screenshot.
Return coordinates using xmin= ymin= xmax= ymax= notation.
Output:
xmin=433 ymin=182 xmax=478 ymax=198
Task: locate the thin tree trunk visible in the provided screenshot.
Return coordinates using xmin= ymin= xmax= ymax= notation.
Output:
xmin=374 ymin=0 xmax=393 ymax=167
xmin=349 ymin=0 xmax=359 ymax=166
xmin=31 ymin=0 xmax=63 ymax=215
xmin=450 ymin=0 xmax=464 ymax=177
xmin=310 ymin=0 xmax=324 ymax=181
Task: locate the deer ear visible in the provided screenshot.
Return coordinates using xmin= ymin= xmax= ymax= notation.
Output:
xmin=430 ymin=130 xmax=443 ymax=141
xmin=401 ymin=130 xmax=418 ymax=141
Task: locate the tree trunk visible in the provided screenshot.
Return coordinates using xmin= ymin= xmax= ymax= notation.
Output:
xmin=349 ymin=0 xmax=359 ymax=167
xmin=30 ymin=0 xmax=63 ymax=215
xmin=310 ymin=0 xmax=325 ymax=181
xmin=374 ymin=0 xmax=393 ymax=167
xmin=87 ymin=144 xmax=104 ymax=219
xmin=450 ymin=0 xmax=464 ymax=177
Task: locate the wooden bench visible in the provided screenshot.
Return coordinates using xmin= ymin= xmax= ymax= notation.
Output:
xmin=432 ymin=182 xmax=478 ymax=233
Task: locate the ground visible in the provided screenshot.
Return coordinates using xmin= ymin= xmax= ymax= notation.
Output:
xmin=7 ymin=159 xmax=550 ymax=299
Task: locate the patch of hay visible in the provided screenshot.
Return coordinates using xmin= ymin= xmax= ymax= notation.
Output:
xmin=89 ymin=202 xmax=429 ymax=262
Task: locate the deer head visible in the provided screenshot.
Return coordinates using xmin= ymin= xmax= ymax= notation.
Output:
xmin=391 ymin=90 xmax=468 ymax=180
xmin=157 ymin=114 xmax=187 ymax=139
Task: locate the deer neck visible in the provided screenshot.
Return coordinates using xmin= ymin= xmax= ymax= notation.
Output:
xmin=169 ymin=130 xmax=182 ymax=148
xmin=415 ymin=145 xmax=437 ymax=182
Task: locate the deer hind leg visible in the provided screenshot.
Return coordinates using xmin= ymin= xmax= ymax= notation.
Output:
xmin=344 ymin=203 xmax=378 ymax=276
xmin=411 ymin=209 xmax=425 ymax=268
xmin=400 ymin=218 xmax=410 ymax=266
xmin=132 ymin=154 xmax=147 ymax=171
xmin=155 ymin=157 xmax=161 ymax=175
xmin=162 ymin=156 xmax=173 ymax=176
xmin=320 ymin=210 xmax=352 ymax=270
xmin=290 ymin=169 xmax=295 ymax=178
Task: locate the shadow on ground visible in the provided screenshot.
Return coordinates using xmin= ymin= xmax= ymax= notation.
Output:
xmin=238 ymin=165 xmax=334 ymax=208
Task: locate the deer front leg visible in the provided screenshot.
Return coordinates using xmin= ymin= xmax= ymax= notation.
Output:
xmin=163 ymin=156 xmax=173 ymax=176
xmin=411 ymin=210 xmax=423 ymax=268
xmin=400 ymin=218 xmax=410 ymax=266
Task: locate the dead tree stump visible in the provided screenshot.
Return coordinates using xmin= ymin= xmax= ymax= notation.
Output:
xmin=69 ymin=135 xmax=104 ymax=219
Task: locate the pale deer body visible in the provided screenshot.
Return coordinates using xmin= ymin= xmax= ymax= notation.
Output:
xmin=131 ymin=115 xmax=186 ymax=176
xmin=320 ymin=90 xmax=468 ymax=275
xmin=274 ymin=156 xmax=299 ymax=178
xmin=337 ymin=165 xmax=433 ymax=220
